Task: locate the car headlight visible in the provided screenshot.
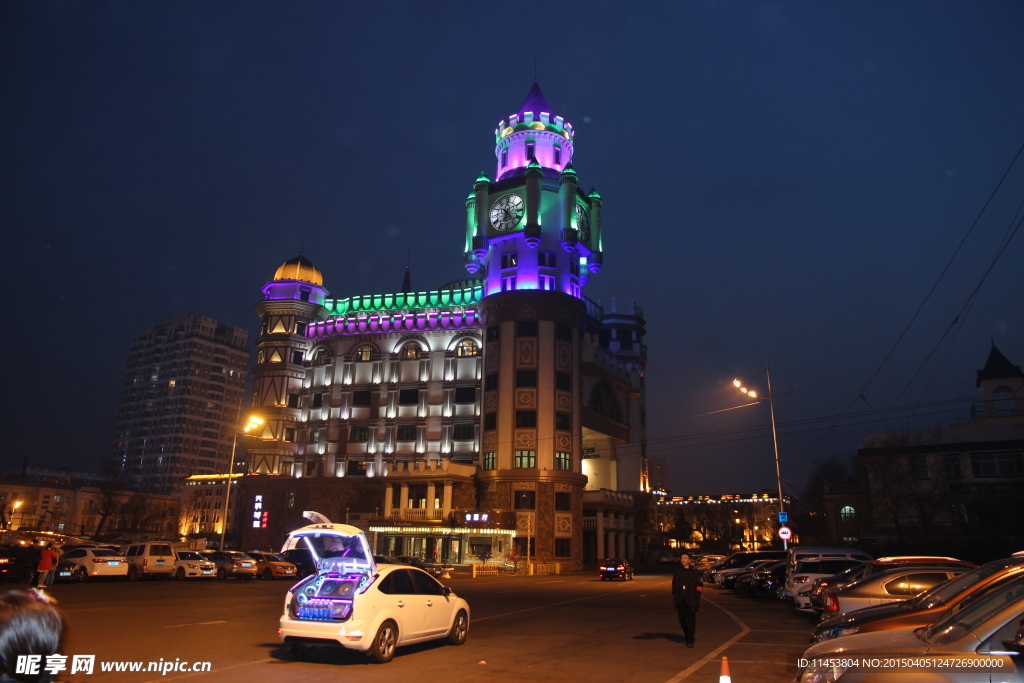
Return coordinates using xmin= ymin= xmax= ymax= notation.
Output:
xmin=798 ymin=663 xmax=848 ymax=683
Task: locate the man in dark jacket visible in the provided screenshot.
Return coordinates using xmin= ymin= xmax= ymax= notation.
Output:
xmin=671 ymin=551 xmax=703 ymax=647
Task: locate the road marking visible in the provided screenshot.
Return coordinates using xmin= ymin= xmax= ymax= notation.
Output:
xmin=163 ymin=620 xmax=226 ymax=628
xmin=537 ymin=580 xmax=565 ymax=584
xmin=476 ymin=579 xmax=665 ymax=623
xmin=141 ymin=658 xmax=276 ymax=683
xmin=662 ymin=594 xmax=751 ymax=683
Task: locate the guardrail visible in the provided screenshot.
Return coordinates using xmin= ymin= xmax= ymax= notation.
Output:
xmin=469 ymin=562 xmax=561 ymax=577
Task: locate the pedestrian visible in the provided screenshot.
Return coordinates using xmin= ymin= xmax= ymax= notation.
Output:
xmin=34 ymin=546 xmax=57 ymax=589
xmin=0 ymin=588 xmax=67 ymax=683
xmin=671 ymin=551 xmax=703 ymax=648
xmin=45 ymin=545 xmax=63 ymax=588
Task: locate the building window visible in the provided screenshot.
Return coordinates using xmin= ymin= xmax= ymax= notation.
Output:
xmin=555 ymin=491 xmax=571 ymax=511
xmin=350 ymin=425 xmax=369 ymax=442
xmin=287 ymin=393 xmax=300 ymax=409
xmin=514 ymin=490 xmax=536 ymax=509
xmin=456 ymin=339 xmax=480 ymax=357
xmin=501 ymin=275 xmax=517 ymax=291
xmin=971 ymin=452 xmax=1024 ymax=477
xmin=943 ymin=454 xmax=962 ymax=479
xmin=538 ymin=251 xmax=556 ymax=267
xmin=453 ymin=424 xmax=475 ymax=440
xmin=304 ymin=461 xmax=317 ymax=477
xmin=555 ymin=372 xmax=572 ymax=392
xmin=398 ymin=388 xmax=419 ymax=405
xmin=554 ymin=538 xmax=571 ymax=558
xmin=570 ymin=261 xmax=580 ymax=277
xmin=312 ymin=347 xmax=329 ymax=365
xmin=951 ymin=503 xmax=969 ymax=524
xmin=993 ymin=389 xmax=1016 ymax=413
xmin=352 ymin=390 xmax=372 ymax=406
xmin=454 ymin=386 xmax=476 ymax=403
xmin=555 ymin=413 xmax=572 ymax=431
xmin=501 ymin=148 xmax=508 ymax=167
xmin=287 ymin=492 xmax=295 ymax=509
xmin=501 ymin=252 xmax=517 ymax=269
xmin=486 ymin=325 xmax=500 ymax=342
xmin=291 ymin=351 xmax=303 ymax=364
xmin=539 ymin=274 xmax=556 ymax=291
xmin=516 ymin=370 xmax=537 ymax=387
xmin=283 ymin=428 xmax=296 ymax=442
xmin=569 ymin=283 xmax=580 ymax=297
xmin=525 ymin=141 xmax=535 ymax=159
xmin=397 ymin=425 xmax=417 ymax=441
xmin=295 ymin=322 xmax=307 ymax=335
xmin=839 ymin=505 xmax=856 ymax=522
xmin=515 ymin=450 xmax=536 ymax=468
xmin=400 ymin=343 xmax=420 ymax=359
xmin=553 ymin=146 xmax=561 ymax=166
xmin=516 ymin=320 xmax=538 ymax=337
xmin=310 ymin=427 xmax=321 ymax=443
xmin=555 ymin=323 xmax=572 ymax=341
xmin=299 ymin=288 xmax=310 ymax=302
xmin=485 ymin=373 xmax=498 ymax=391
xmin=555 ymin=452 xmax=571 ymax=471
xmin=516 ymin=411 xmax=537 ymax=428
xmin=354 ymin=345 xmax=373 ymax=361
xmin=347 ymin=460 xmax=367 ymax=476
xmin=483 ymin=452 xmax=496 ymax=470
xmin=311 ymin=393 xmax=323 ymax=408
xmin=910 ymin=456 xmax=929 ymax=480
xmin=484 ymin=413 xmax=497 ymax=430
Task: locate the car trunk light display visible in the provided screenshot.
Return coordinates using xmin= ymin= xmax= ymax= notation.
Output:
xmin=294 ymin=598 xmax=352 ymax=622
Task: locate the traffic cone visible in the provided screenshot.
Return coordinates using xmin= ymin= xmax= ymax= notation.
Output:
xmin=719 ymin=656 xmax=731 ymax=683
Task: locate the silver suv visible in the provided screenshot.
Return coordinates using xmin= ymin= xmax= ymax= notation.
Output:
xmin=123 ymin=542 xmax=176 ymax=580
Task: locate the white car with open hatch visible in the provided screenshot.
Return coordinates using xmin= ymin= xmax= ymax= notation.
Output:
xmin=277 ymin=513 xmax=470 ymax=663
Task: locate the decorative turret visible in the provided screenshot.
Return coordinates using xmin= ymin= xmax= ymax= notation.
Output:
xmin=493 ymin=81 xmax=574 ymax=181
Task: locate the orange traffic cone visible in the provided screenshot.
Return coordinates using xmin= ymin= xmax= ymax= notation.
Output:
xmin=719 ymin=656 xmax=731 ymax=683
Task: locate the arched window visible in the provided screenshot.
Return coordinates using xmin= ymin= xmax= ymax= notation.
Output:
xmin=839 ymin=505 xmax=856 ymax=522
xmin=588 ymin=382 xmax=623 ymax=423
xmin=312 ymin=347 xmax=330 ymax=365
xmin=354 ymin=344 xmax=373 ymax=362
xmin=993 ymin=388 xmax=1016 ymax=413
xmin=455 ymin=339 xmax=480 ymax=357
xmin=400 ymin=342 xmax=421 ymax=360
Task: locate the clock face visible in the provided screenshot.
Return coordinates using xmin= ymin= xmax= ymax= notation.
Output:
xmin=489 ymin=194 xmax=525 ymax=232
xmin=575 ymin=204 xmax=591 ymax=241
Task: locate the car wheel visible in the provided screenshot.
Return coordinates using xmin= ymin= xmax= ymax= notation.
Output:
xmin=74 ymin=567 xmax=88 ymax=583
xmin=263 ymin=568 xmax=274 ymax=580
xmin=775 ymin=585 xmax=785 ymax=600
xmin=367 ymin=620 xmax=398 ymax=663
xmin=128 ymin=566 xmax=139 ymax=581
xmin=175 ymin=567 xmax=186 ymax=580
xmin=447 ymin=609 xmax=469 ymax=646
xmin=217 ymin=568 xmax=227 ymax=580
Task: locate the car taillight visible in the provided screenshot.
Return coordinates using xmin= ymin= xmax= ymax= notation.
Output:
xmin=0 ymin=558 xmax=8 ymax=564
xmin=599 ymin=566 xmax=607 ymax=570
xmin=825 ymin=593 xmax=839 ymax=611
xmin=794 ymin=576 xmax=808 ymax=583
xmin=232 ymin=561 xmax=242 ymax=566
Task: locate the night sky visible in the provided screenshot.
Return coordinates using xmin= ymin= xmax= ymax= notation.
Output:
xmin=3 ymin=2 xmax=1022 ymax=498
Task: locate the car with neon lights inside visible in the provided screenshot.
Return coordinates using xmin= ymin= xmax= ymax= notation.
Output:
xmin=278 ymin=516 xmax=470 ymax=663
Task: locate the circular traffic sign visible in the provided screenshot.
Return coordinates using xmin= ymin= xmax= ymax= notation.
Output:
xmin=778 ymin=526 xmax=792 ymax=540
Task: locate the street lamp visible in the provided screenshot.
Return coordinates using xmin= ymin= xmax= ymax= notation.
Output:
xmin=219 ymin=415 xmax=264 ymax=551
xmin=733 ymin=355 xmax=788 ymax=549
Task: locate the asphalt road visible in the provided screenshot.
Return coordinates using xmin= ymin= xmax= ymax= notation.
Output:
xmin=42 ymin=571 xmax=816 ymax=682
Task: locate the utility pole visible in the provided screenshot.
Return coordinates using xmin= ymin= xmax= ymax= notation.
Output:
xmin=765 ymin=355 xmax=787 ymax=550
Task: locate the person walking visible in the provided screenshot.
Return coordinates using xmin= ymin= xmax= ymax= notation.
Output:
xmin=671 ymin=551 xmax=703 ymax=647
xmin=45 ymin=543 xmax=64 ymax=587
xmin=35 ymin=543 xmax=57 ymax=588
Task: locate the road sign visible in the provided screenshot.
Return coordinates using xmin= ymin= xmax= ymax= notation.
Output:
xmin=778 ymin=526 xmax=792 ymax=540
xmin=777 ymin=511 xmax=788 ymax=524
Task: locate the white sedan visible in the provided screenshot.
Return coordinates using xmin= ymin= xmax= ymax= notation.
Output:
xmin=61 ymin=548 xmax=128 ymax=581
xmin=173 ymin=550 xmax=217 ymax=579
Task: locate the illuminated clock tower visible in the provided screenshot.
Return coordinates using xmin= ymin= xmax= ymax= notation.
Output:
xmin=469 ymin=82 xmax=606 ymax=564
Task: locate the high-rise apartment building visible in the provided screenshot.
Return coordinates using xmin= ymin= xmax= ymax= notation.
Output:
xmin=111 ymin=313 xmax=249 ymax=493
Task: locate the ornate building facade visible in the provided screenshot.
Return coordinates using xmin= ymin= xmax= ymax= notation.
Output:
xmin=239 ymin=84 xmax=650 ymax=568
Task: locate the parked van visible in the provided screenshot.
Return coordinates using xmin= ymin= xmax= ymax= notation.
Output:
xmin=122 ymin=541 xmax=176 ymax=580
xmin=784 ymin=546 xmax=872 ymax=599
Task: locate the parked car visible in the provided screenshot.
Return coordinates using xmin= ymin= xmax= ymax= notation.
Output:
xmin=790 ymin=558 xmax=878 ymax=609
xmin=798 ymin=574 xmax=1024 ymax=682
xmin=658 ymin=552 xmax=680 ymax=564
xmin=278 ymin=522 xmax=470 ymax=663
xmin=807 ymin=556 xmax=977 ymax=610
xmin=247 ymin=551 xmax=298 ymax=580
xmin=783 ymin=546 xmax=873 ymax=600
xmin=122 ymin=542 xmax=176 ymax=580
xmin=173 ymin=550 xmax=217 ymax=579
xmin=201 ymin=551 xmax=258 ymax=579
xmin=821 ymin=566 xmax=971 ymax=618
xmin=392 ymin=555 xmax=448 ymax=577
xmin=735 ymin=560 xmax=785 ymax=594
xmin=0 ymin=545 xmax=34 ymax=584
xmin=812 ymin=555 xmax=1024 ymax=643
xmin=61 ymin=547 xmax=128 ymax=581
xmin=748 ymin=560 xmax=789 ymax=598
xmin=704 ymin=550 xmax=788 ymax=583
xmin=598 ymin=559 xmax=634 ymax=581
xmin=279 ymin=548 xmax=318 ymax=577
xmin=717 ymin=559 xmax=778 ymax=589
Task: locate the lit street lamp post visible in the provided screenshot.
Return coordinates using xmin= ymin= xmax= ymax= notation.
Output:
xmin=733 ymin=354 xmax=788 ymax=549
xmin=219 ymin=416 xmax=264 ymax=551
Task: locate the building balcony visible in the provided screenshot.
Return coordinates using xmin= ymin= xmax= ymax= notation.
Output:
xmin=388 ymin=508 xmax=445 ymax=521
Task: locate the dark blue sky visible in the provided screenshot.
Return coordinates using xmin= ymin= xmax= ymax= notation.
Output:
xmin=3 ymin=1 xmax=1022 ymax=496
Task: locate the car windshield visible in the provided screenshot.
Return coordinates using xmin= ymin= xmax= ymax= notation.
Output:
xmin=226 ymin=552 xmax=252 ymax=560
xmin=263 ymin=554 xmax=283 ymax=562
xmin=912 ymin=564 xmax=1001 ymax=610
xmin=177 ymin=551 xmax=203 ymax=560
xmin=91 ymin=549 xmax=120 ymax=557
xmin=603 ymin=559 xmax=625 ymax=564
xmin=830 ymin=562 xmax=867 ymax=581
xmin=921 ymin=574 xmax=1024 ymax=645
xmin=297 ymin=533 xmax=368 ymax=561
